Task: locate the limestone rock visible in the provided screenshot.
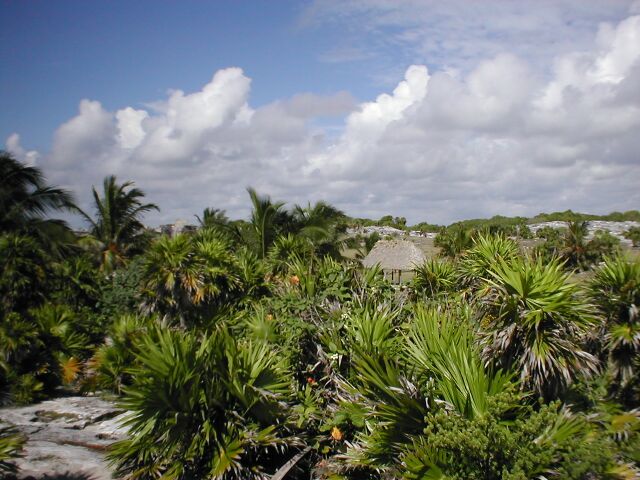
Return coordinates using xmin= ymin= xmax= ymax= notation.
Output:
xmin=0 ymin=396 xmax=128 ymax=479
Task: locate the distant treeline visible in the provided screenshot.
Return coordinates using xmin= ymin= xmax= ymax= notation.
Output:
xmin=528 ymin=209 xmax=640 ymax=223
xmin=345 ymin=209 xmax=640 ymax=233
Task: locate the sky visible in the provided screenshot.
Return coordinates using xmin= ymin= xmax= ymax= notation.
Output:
xmin=2 ymin=0 xmax=640 ymax=226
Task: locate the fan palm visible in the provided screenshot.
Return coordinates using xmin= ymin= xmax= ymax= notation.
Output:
xmin=196 ymin=207 xmax=244 ymax=243
xmin=85 ymin=314 xmax=147 ymax=394
xmin=412 ymin=258 xmax=459 ymax=297
xmin=268 ymin=233 xmax=313 ymax=274
xmin=476 ymin=256 xmax=599 ymax=399
xmin=458 ymin=233 xmax=520 ymax=288
xmin=336 ymin=304 xmax=514 ymax=476
xmin=196 ymin=207 xmax=229 ymax=229
xmin=140 ymin=230 xmax=240 ymax=327
xmin=79 ymin=175 xmax=158 ymax=272
xmin=589 ymin=254 xmax=640 ymax=398
xmin=405 ymin=305 xmax=513 ymax=420
xmin=108 ymin=326 xmax=301 ymax=479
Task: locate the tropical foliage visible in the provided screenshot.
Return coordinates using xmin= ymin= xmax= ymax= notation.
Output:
xmin=475 ymin=257 xmax=598 ymax=399
xmin=1 ymin=155 xmax=639 ymax=478
xmin=108 ymin=326 xmax=300 ymax=479
xmin=79 ymin=175 xmax=158 ymax=272
xmin=0 ymin=151 xmax=76 ymax=246
xmin=589 ymin=254 xmax=640 ymax=406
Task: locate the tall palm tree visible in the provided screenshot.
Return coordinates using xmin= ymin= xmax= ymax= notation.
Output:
xmin=79 ymin=175 xmax=158 ymax=272
xmin=292 ymin=201 xmax=346 ymax=258
xmin=195 ymin=207 xmax=244 ymax=243
xmin=247 ymin=188 xmax=289 ymax=258
xmin=195 ymin=207 xmax=229 ymax=229
xmin=0 ymin=151 xmax=77 ymax=251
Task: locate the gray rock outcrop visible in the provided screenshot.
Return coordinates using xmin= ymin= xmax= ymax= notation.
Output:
xmin=0 ymin=396 xmax=128 ymax=480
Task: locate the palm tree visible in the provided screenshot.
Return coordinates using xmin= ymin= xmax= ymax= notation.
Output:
xmin=0 ymin=151 xmax=77 ymax=252
xmin=589 ymin=254 xmax=640 ymax=404
xmin=0 ymin=233 xmax=56 ymax=315
xmin=458 ymin=233 xmax=520 ymax=289
xmin=562 ymin=220 xmax=588 ymax=268
xmin=195 ymin=207 xmax=229 ymax=228
xmin=108 ymin=326 xmax=301 ymax=479
xmin=79 ymin=175 xmax=158 ymax=272
xmin=476 ymin=257 xmax=599 ymax=399
xmin=406 ymin=305 xmax=513 ymax=420
xmin=247 ymin=188 xmax=289 ymax=258
xmin=412 ymin=258 xmax=459 ymax=297
xmin=292 ymin=201 xmax=346 ymax=258
xmin=195 ymin=207 xmax=245 ymax=244
xmin=140 ymin=230 xmax=240 ymax=328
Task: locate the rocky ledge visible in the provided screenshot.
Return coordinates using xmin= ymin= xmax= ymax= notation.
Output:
xmin=0 ymin=396 xmax=128 ymax=480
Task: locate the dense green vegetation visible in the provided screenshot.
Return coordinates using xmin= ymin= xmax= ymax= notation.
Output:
xmin=1 ymin=151 xmax=640 ymax=479
xmin=529 ymin=209 xmax=640 ymax=223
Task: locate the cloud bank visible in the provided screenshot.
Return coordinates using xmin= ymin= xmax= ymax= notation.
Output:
xmin=6 ymin=12 xmax=640 ymax=225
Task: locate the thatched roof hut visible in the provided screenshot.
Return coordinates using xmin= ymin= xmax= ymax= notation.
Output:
xmin=362 ymin=239 xmax=426 ymax=272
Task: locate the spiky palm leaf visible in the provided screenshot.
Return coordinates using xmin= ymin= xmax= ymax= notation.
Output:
xmin=247 ymin=188 xmax=288 ymax=259
xmin=109 ymin=326 xmax=300 ymax=479
xmin=406 ymin=305 xmax=513 ymax=420
xmin=412 ymin=258 xmax=459 ymax=297
xmin=0 ymin=426 xmax=24 ymax=475
xmin=589 ymin=254 xmax=640 ymax=399
xmin=0 ymin=152 xmax=77 ymax=250
xmin=458 ymin=233 xmax=520 ymax=289
xmin=476 ymin=256 xmax=599 ymax=398
xmin=140 ymin=232 xmax=240 ymax=327
xmin=78 ymin=175 xmax=158 ymax=272
xmin=292 ymin=201 xmax=346 ymax=259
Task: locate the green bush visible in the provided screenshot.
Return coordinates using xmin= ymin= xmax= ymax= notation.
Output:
xmin=108 ymin=326 xmax=302 ymax=479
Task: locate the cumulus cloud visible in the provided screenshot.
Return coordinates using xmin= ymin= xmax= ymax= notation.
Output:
xmin=5 ymin=133 xmax=40 ymax=166
xmin=4 ymin=12 xmax=640 ymax=225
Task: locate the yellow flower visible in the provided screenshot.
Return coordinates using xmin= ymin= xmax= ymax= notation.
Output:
xmin=331 ymin=426 xmax=343 ymax=441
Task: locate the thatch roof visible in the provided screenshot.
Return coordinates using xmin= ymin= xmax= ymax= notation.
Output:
xmin=362 ymin=239 xmax=426 ymax=271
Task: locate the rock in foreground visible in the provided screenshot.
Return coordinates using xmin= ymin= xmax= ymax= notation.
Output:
xmin=0 ymin=396 xmax=128 ymax=480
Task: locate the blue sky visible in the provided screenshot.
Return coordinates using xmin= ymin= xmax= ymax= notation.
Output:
xmin=2 ymin=1 xmax=640 ymax=225
xmin=2 ymin=1 xmax=350 ymax=147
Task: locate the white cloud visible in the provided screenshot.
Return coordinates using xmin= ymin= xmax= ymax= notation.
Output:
xmin=116 ymin=108 xmax=148 ymax=149
xmin=4 ymin=12 xmax=640 ymax=226
xmin=5 ymin=133 xmax=40 ymax=166
xmin=50 ymin=99 xmax=116 ymax=168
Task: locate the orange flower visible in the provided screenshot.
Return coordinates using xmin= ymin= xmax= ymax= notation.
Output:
xmin=290 ymin=275 xmax=300 ymax=285
xmin=306 ymin=376 xmax=317 ymax=385
xmin=331 ymin=426 xmax=343 ymax=441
